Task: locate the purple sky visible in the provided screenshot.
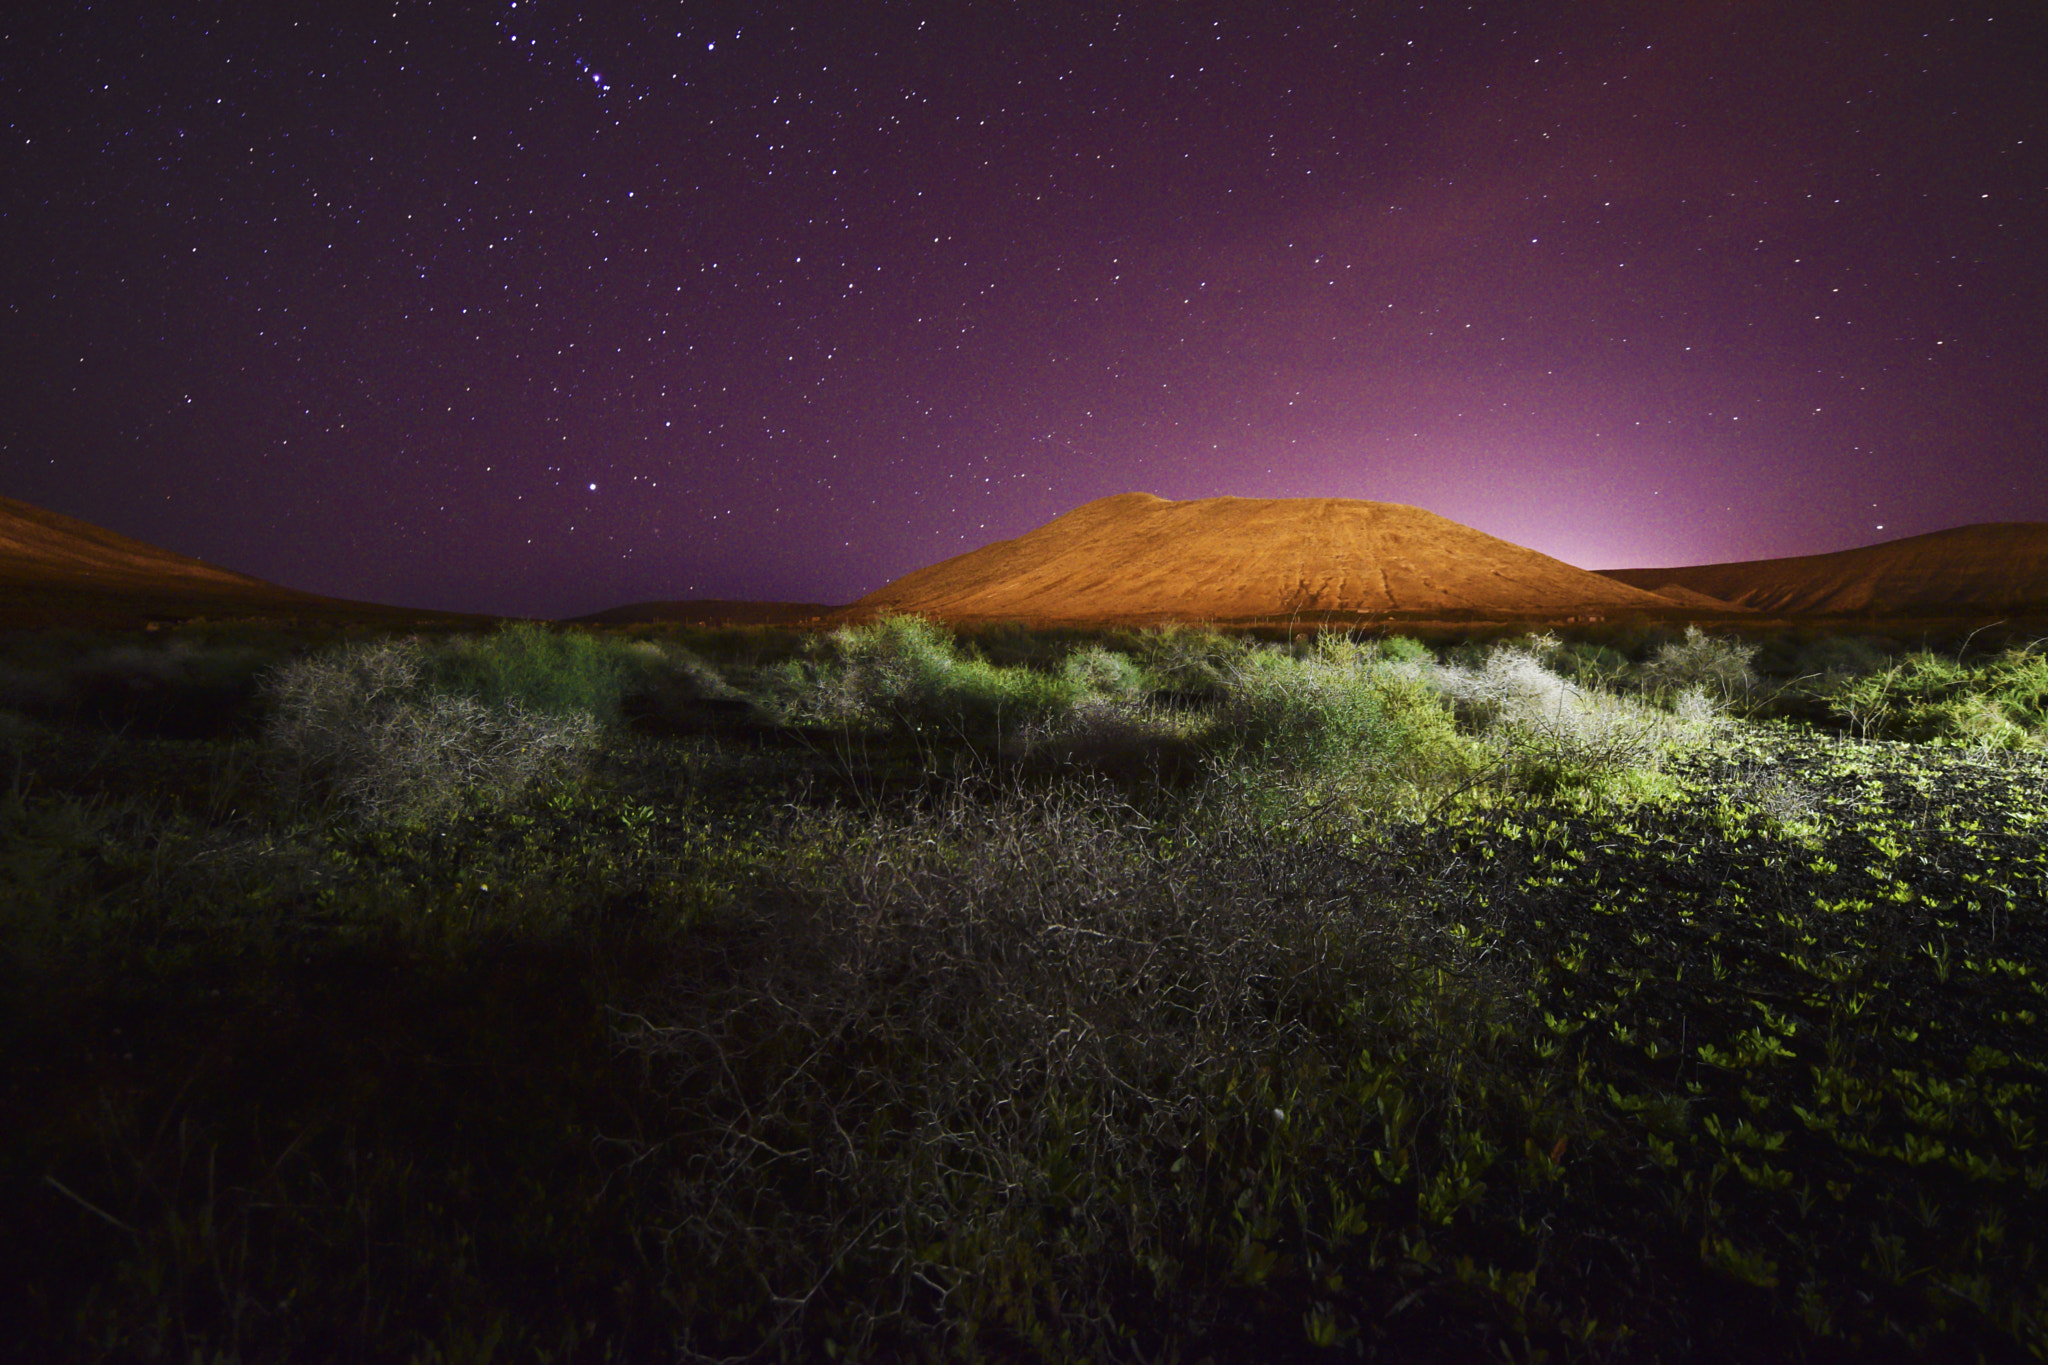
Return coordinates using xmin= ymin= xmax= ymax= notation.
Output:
xmin=5 ymin=1 xmax=2045 ymax=618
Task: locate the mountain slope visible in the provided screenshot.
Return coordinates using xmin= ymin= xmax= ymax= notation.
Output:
xmin=0 ymin=495 xmax=477 ymax=627
xmin=0 ymin=495 xmax=289 ymax=594
xmin=1598 ymin=524 xmax=2048 ymax=617
xmin=854 ymin=493 xmax=1692 ymax=623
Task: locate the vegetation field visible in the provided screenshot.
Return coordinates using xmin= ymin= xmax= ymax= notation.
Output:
xmin=2 ymin=619 xmax=2044 ymax=1363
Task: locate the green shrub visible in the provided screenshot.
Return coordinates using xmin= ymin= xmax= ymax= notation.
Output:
xmin=1131 ymin=623 xmax=1249 ymax=699
xmin=1209 ymin=636 xmax=1471 ymax=824
xmin=962 ymin=622 xmax=1100 ymax=671
xmin=790 ymin=615 xmax=1082 ymax=746
xmin=422 ymin=622 xmax=638 ymax=723
xmin=263 ymin=637 xmax=599 ymax=823
xmin=1823 ymin=648 xmax=2046 ymax=748
xmin=1373 ymin=634 xmax=1433 ymax=665
xmin=1982 ymin=644 xmax=2048 ymax=731
xmin=1058 ymin=643 xmax=1148 ymax=699
xmin=1548 ymin=639 xmax=1632 ymax=691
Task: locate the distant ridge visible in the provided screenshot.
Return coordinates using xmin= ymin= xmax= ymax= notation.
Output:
xmin=570 ymin=599 xmax=839 ymax=627
xmin=851 ymin=493 xmax=1699 ymax=625
xmin=0 ymin=495 xmax=483 ymax=627
xmin=1599 ymin=523 xmax=2048 ymax=618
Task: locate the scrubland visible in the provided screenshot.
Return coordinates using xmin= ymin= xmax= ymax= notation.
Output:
xmin=3 ymin=618 xmax=2044 ymax=1363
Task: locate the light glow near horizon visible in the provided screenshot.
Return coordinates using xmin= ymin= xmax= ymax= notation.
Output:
xmin=4 ymin=3 xmax=2044 ymax=616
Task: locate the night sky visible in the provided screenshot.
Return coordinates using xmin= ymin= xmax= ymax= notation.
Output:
xmin=5 ymin=2 xmax=2045 ymax=619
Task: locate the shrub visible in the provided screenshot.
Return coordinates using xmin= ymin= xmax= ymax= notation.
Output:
xmin=1372 ymin=633 xmax=1433 ymax=665
xmin=1058 ymin=643 xmax=1148 ymax=700
xmin=1131 ymin=623 xmax=1248 ymax=700
xmin=1828 ymin=646 xmax=2048 ymax=748
xmin=629 ymin=773 xmax=1523 ymax=1358
xmin=785 ymin=615 xmax=1082 ymax=747
xmin=1980 ymin=643 xmax=2048 ymax=731
xmin=263 ymin=638 xmax=599 ymax=823
xmin=1639 ymin=626 xmax=1759 ymax=706
xmin=1925 ymin=690 xmax=2037 ymax=750
xmin=1208 ymin=636 xmax=1471 ymax=824
xmin=422 ymin=621 xmax=637 ymax=723
xmin=1547 ymin=639 xmax=1633 ymax=691
xmin=1433 ymin=642 xmax=1715 ymax=803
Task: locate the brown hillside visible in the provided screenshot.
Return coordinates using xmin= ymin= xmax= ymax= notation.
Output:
xmin=0 ymin=495 xmax=285 ymax=594
xmin=1598 ymin=523 xmax=2048 ymax=617
xmin=853 ymin=493 xmax=1692 ymax=625
xmin=0 ymin=495 xmax=481 ymax=627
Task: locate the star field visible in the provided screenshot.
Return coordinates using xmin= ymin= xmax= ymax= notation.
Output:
xmin=4 ymin=1 xmax=2045 ymax=616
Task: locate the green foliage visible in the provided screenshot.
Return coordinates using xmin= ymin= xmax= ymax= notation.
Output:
xmin=1548 ymin=638 xmax=1632 ymax=690
xmin=423 ymin=620 xmax=640 ymax=722
xmin=1057 ymin=641 xmax=1147 ymax=698
xmin=1826 ymin=645 xmax=2047 ymax=748
xmin=1373 ymin=633 xmax=1433 ymax=665
xmin=1130 ymin=622 xmax=1250 ymax=698
xmin=9 ymin=622 xmax=2048 ymax=1364
xmin=1209 ymin=634 xmax=1471 ymax=824
xmin=779 ymin=615 xmax=1090 ymax=746
xmin=1435 ymin=639 xmax=1717 ymax=805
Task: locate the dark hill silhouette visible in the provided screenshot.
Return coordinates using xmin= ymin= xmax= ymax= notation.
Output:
xmin=1598 ymin=523 xmax=2048 ymax=618
xmin=570 ymin=599 xmax=838 ymax=627
xmin=850 ymin=493 xmax=1697 ymax=625
xmin=0 ymin=495 xmax=483 ymax=627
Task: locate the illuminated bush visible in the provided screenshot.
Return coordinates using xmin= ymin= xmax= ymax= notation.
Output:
xmin=423 ymin=621 xmax=637 ymax=723
xmin=776 ymin=614 xmax=1098 ymax=747
xmin=1208 ymin=635 xmax=1471 ymax=823
xmin=263 ymin=638 xmax=599 ymax=823
xmin=1434 ymin=641 xmax=1716 ymax=802
xmin=1058 ymin=642 xmax=1148 ymax=699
